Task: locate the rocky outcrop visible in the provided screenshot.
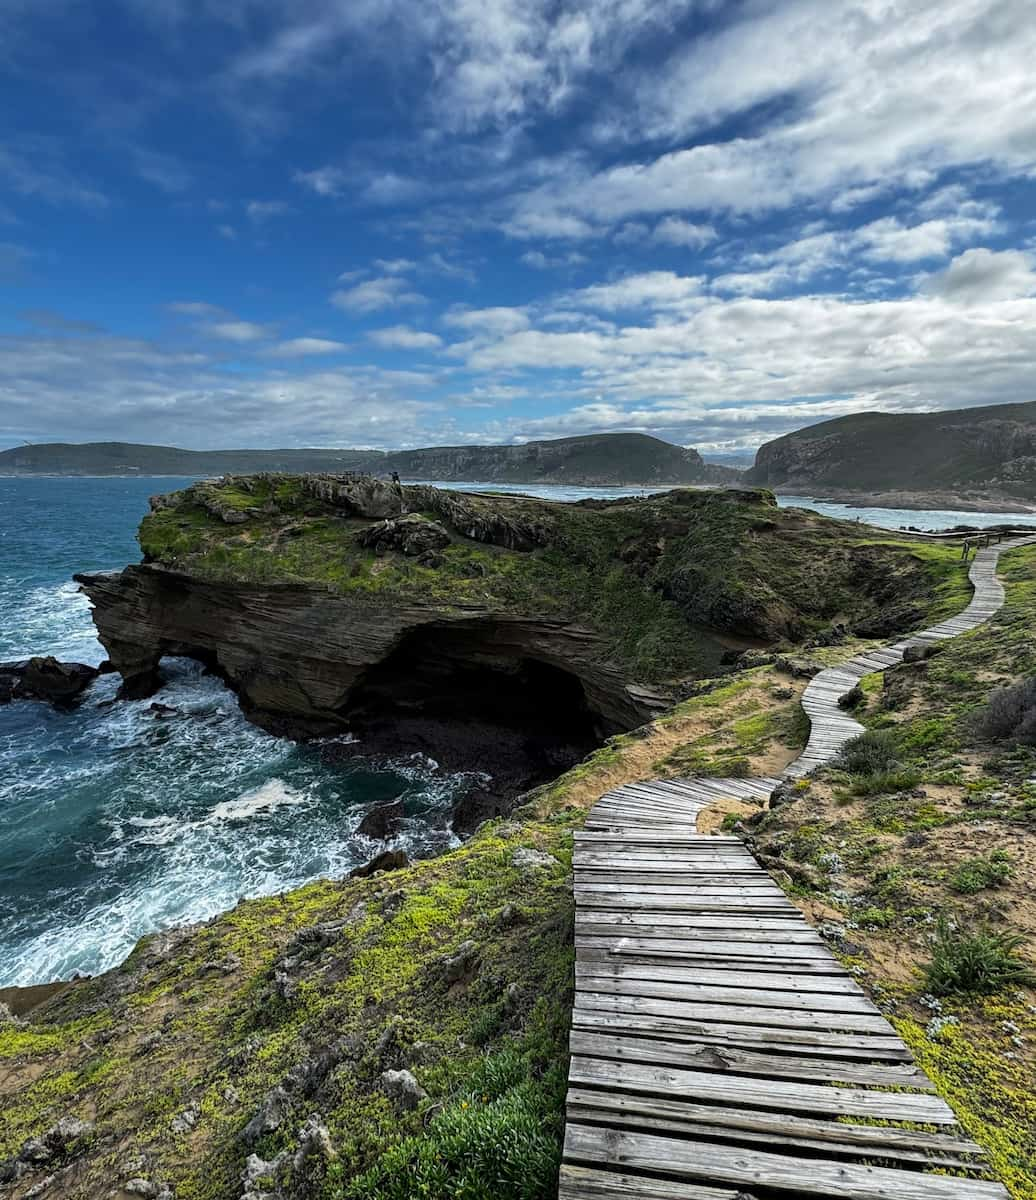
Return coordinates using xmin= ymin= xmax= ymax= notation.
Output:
xmin=74 ymin=566 xmax=658 ymax=735
xmin=0 ymin=656 xmax=99 ymax=706
xmin=355 ymin=514 xmax=450 ymax=559
xmin=747 ymin=400 xmax=1036 ymax=503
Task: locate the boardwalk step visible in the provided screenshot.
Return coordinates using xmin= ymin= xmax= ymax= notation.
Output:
xmin=560 ymin=535 xmax=1036 ymax=1198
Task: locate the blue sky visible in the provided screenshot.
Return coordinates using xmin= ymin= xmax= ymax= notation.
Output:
xmin=1 ymin=0 xmax=1035 ymax=455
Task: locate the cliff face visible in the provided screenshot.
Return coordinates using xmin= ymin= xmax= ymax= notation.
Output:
xmin=75 ymin=565 xmax=653 ymax=736
xmin=383 ymin=433 xmax=735 ymax=485
xmin=747 ymin=401 xmax=1036 ymax=502
xmin=0 ymin=432 xmax=738 ymax=485
xmin=74 ymin=474 xmax=965 ymax=818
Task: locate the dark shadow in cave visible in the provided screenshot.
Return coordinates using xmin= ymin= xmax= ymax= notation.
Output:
xmin=330 ymin=621 xmax=618 ymax=832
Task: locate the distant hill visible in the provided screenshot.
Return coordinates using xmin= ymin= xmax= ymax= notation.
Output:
xmin=746 ymin=401 xmax=1036 ymax=505
xmin=0 ymin=433 xmax=739 ymax=487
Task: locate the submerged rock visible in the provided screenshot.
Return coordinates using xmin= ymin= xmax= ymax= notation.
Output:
xmin=356 ymin=799 xmax=404 ymax=840
xmin=0 ymin=656 xmax=98 ymax=706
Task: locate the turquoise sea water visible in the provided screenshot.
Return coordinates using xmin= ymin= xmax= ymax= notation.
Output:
xmin=2 ymin=476 xmax=1033 ymax=987
xmin=0 ymin=478 xmax=472 ymax=987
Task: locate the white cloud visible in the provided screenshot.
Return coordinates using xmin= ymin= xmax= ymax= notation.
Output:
xmin=921 ymin=248 xmax=1036 ymax=304
xmin=442 ymin=306 xmax=531 ymax=336
xmin=506 ymin=0 xmax=1036 ymax=233
xmin=246 ymin=200 xmax=292 ymax=223
xmin=374 ymin=258 xmax=418 ymax=274
xmin=294 ymin=166 xmax=350 ymax=197
xmin=207 ymin=320 xmax=271 ymax=342
xmin=217 ymin=224 xmax=238 ymax=241
xmin=264 ymin=337 xmax=349 ymax=357
xmin=330 ymin=276 xmax=425 ymax=313
xmin=367 ymin=325 xmax=443 ymax=350
xmin=564 ymin=270 xmax=703 ymax=312
xmin=0 ymin=141 xmax=107 ymax=210
xmin=520 ymin=249 xmax=587 ymax=269
xmin=168 ymin=301 xmax=226 ymax=318
xmin=652 ymin=217 xmax=717 ymax=248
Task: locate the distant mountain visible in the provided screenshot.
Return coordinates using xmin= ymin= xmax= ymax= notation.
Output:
xmin=0 ymin=433 xmax=740 ymax=487
xmin=746 ymin=401 xmax=1036 ymax=506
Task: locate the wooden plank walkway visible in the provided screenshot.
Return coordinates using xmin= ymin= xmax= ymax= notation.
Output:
xmin=561 ymin=536 xmax=1036 ymax=1199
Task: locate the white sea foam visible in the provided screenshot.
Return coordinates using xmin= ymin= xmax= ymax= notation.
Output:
xmin=208 ymin=779 xmax=311 ymax=823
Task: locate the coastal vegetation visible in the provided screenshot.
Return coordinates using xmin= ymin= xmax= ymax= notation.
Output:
xmin=4 ymin=481 xmax=1033 ymax=1198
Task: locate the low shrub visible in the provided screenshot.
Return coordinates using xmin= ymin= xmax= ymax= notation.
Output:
xmin=342 ymin=1046 xmax=565 ymax=1200
xmin=836 ymin=729 xmax=900 ymax=776
xmin=949 ymin=851 xmax=1014 ymax=895
xmin=969 ymin=676 xmax=1036 ymax=746
xmin=923 ymin=919 xmax=1036 ymax=995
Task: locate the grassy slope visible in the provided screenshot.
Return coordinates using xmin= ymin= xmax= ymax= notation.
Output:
xmin=136 ymin=477 xmax=972 ymax=683
xmin=0 ymin=485 xmax=996 ymax=1198
xmin=0 ymin=659 xmax=824 ymax=1200
xmin=751 ymin=543 xmax=1036 ymax=1198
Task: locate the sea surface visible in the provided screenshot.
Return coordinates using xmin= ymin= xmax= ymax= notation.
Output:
xmin=3 ymin=476 xmax=1035 ymax=988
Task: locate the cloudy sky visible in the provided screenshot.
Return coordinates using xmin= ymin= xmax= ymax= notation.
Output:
xmin=1 ymin=0 xmax=1035 ymax=456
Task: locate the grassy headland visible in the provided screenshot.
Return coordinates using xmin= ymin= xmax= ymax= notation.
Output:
xmin=4 ymin=478 xmax=1020 ymax=1199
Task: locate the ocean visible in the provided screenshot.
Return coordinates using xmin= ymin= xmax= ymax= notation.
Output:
xmin=2 ymin=476 xmax=1035 ymax=988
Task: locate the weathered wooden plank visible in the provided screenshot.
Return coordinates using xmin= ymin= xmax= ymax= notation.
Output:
xmin=574 ymin=959 xmax=867 ymax=995
xmin=570 ymin=1008 xmax=914 ymax=1058
xmin=563 ymin=1125 xmax=1010 ymax=1199
xmin=574 ymin=970 xmax=879 ymax=1013
xmin=574 ymin=992 xmax=896 ymax=1035
xmin=566 ymin=1090 xmax=983 ymax=1166
xmin=568 ymin=1029 xmax=930 ymax=1087
xmin=557 ymin=1164 xmax=739 ymax=1200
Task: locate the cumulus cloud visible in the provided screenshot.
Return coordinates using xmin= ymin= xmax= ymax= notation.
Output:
xmin=367 ymin=326 xmax=443 ymax=350
xmin=330 ymin=276 xmax=425 ymax=314
xmin=294 ymin=166 xmax=350 ymax=197
xmin=505 ymin=0 xmax=1036 ymax=234
xmin=652 ymin=218 xmax=717 ymax=249
xmin=0 ymin=328 xmax=448 ymax=450
xmin=264 ymin=337 xmax=349 ymax=356
xmin=921 ymin=248 xmax=1036 ymax=304
xmin=206 ymin=320 xmax=272 ymax=342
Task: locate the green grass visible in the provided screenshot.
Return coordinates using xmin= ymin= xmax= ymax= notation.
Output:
xmin=924 ymin=919 xmax=1036 ymax=996
xmin=950 ymin=851 xmax=1014 ymax=895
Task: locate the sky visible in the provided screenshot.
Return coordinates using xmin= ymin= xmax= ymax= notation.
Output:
xmin=1 ymin=0 xmax=1035 ymax=457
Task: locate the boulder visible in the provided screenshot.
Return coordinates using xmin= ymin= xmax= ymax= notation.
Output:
xmin=768 ymin=781 xmax=797 ymax=810
xmin=349 ymin=849 xmax=409 ymax=878
xmin=301 ymin=474 xmax=403 ymax=520
xmin=0 ymin=657 xmax=99 ymax=707
xmin=241 ymin=1087 xmax=291 ymax=1144
xmin=13 ymin=1117 xmax=94 ymax=1168
xmin=774 ymin=655 xmax=822 ymax=679
xmin=511 ymin=847 xmax=557 ymax=874
xmin=378 ymin=1069 xmax=427 ymax=1111
xmin=356 ymin=514 xmax=450 ymax=558
xmin=442 ymin=940 xmax=478 ymax=984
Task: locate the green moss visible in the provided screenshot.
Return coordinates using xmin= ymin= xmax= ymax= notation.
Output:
xmin=898 ymin=1000 xmax=1036 ymax=1199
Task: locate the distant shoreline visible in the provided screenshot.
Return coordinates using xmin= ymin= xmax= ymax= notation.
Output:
xmin=3 ymin=471 xmax=1035 ymax=516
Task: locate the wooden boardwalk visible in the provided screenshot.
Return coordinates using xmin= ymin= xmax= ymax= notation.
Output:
xmin=560 ymin=537 xmax=1036 ymax=1199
